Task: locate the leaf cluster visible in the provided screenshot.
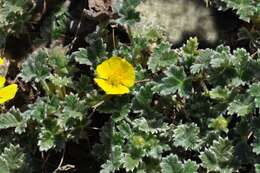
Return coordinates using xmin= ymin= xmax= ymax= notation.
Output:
xmin=0 ymin=0 xmax=260 ymax=173
xmin=208 ymin=0 xmax=260 ymax=23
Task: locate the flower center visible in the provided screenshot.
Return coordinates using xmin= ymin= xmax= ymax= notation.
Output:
xmin=108 ymin=75 xmax=121 ymax=86
xmin=107 ymin=70 xmax=124 ymax=86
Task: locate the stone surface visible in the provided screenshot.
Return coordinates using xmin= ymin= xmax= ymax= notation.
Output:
xmin=136 ymin=0 xmax=218 ymax=44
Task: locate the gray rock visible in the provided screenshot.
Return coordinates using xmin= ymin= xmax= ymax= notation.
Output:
xmin=135 ymin=0 xmax=218 ymax=44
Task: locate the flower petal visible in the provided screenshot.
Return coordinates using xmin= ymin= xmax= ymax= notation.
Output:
xmin=94 ymin=78 xmax=129 ymax=95
xmin=0 ymin=84 xmax=18 ymax=104
xmin=0 ymin=57 xmax=4 ymax=65
xmin=95 ymin=56 xmax=135 ymax=94
xmin=96 ymin=58 xmax=113 ymax=79
xmin=118 ymin=58 xmax=135 ymax=87
xmin=105 ymin=56 xmax=135 ymax=87
xmin=107 ymin=56 xmax=124 ymax=69
xmin=0 ymin=76 xmax=6 ymax=88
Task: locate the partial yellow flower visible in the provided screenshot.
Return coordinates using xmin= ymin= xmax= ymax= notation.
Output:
xmin=0 ymin=76 xmax=18 ymax=104
xmin=94 ymin=56 xmax=135 ymax=95
xmin=0 ymin=57 xmax=4 ymax=65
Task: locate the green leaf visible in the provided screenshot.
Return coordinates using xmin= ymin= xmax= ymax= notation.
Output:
xmin=229 ymin=77 xmax=246 ymax=87
xmin=0 ymin=144 xmax=28 ymax=173
xmin=190 ymin=63 xmax=206 ymax=74
xmin=148 ymin=42 xmax=178 ymax=73
xmin=209 ymin=86 xmax=230 ymax=101
xmin=0 ymin=110 xmax=21 ymax=130
xmin=111 ymin=145 xmax=124 ymax=169
xmin=256 ymin=164 xmax=260 ymax=173
xmin=37 ymin=117 xmax=65 ymax=152
xmin=117 ymin=122 xmax=132 ymax=138
xmin=200 ymin=137 xmax=234 ymax=173
xmin=173 ymin=123 xmax=201 ymax=150
xmin=153 ymin=65 xmax=191 ymax=97
xmin=227 ymin=99 xmax=252 ymax=117
xmin=161 ymin=154 xmax=182 ymax=173
xmin=115 ymin=0 xmax=141 ymax=24
xmin=48 ymin=46 xmax=69 ymax=74
xmin=160 ymin=154 xmax=198 ymax=173
xmin=200 ymin=150 xmax=219 ymax=172
xmin=20 ymin=48 xmax=50 ymax=82
xmin=132 ymin=84 xmax=153 ymax=113
xmin=112 ymin=104 xmax=131 ymax=123
xmin=0 ymin=108 xmax=26 ymax=134
xmin=72 ymin=48 xmax=93 ymax=65
xmin=51 ymin=6 xmax=69 ymax=39
xmin=38 ymin=127 xmax=56 ymax=151
xmin=122 ymin=154 xmax=140 ymax=172
xmin=64 ymin=94 xmax=86 ymax=111
xmin=221 ymin=0 xmax=257 ymax=22
xmin=100 ymin=160 xmax=116 ymax=173
xmin=147 ymin=142 xmax=169 ymax=159
xmin=132 ymin=117 xmax=157 ymax=134
xmin=190 ymin=49 xmax=213 ymax=74
xmin=249 ymin=82 xmax=260 ymax=108
xmin=136 ymin=169 xmax=146 ymax=173
xmin=48 ymin=74 xmax=72 ymax=88
xmin=183 ymin=37 xmax=199 ymax=55
xmin=182 ymin=160 xmax=199 ymax=173
xmin=0 ymin=158 xmax=9 ymax=173
xmin=24 ymin=98 xmax=48 ymax=123
xmin=100 ymin=146 xmax=124 ymax=173
xmin=0 ymin=0 xmax=33 ymax=35
xmin=210 ymin=45 xmax=231 ymax=68
xmin=74 ymin=75 xmax=94 ymax=93
xmin=232 ymin=48 xmax=250 ymax=66
xmin=56 ymin=110 xmax=83 ymax=130
xmin=71 ymin=34 xmax=107 ymax=66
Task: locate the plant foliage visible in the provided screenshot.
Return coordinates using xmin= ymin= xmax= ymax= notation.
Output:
xmin=0 ymin=0 xmax=259 ymax=172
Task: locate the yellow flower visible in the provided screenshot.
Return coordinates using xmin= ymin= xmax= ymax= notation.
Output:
xmin=0 ymin=76 xmax=18 ymax=104
xmin=94 ymin=56 xmax=135 ymax=95
xmin=0 ymin=57 xmax=4 ymax=65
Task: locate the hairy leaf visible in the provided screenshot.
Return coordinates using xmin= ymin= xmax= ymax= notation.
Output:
xmin=20 ymin=49 xmax=50 ymax=82
xmin=153 ymin=65 xmax=191 ymax=97
xmin=148 ymin=42 xmax=178 ymax=73
xmin=249 ymin=82 xmax=260 ymax=108
xmin=0 ymin=144 xmax=29 ymax=173
xmin=115 ymin=0 xmax=141 ymax=24
xmin=227 ymin=99 xmax=252 ymax=117
xmin=122 ymin=154 xmax=140 ymax=172
xmin=173 ymin=123 xmax=201 ymax=150
xmin=221 ymin=0 xmax=258 ymax=22
xmin=71 ymin=48 xmax=93 ymax=66
xmin=160 ymin=154 xmax=198 ymax=173
xmin=256 ymin=164 xmax=260 ymax=173
xmin=200 ymin=137 xmax=234 ymax=173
